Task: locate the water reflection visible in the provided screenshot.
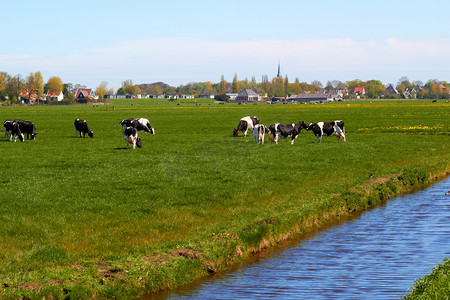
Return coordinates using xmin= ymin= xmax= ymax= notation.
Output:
xmin=154 ymin=177 xmax=450 ymax=299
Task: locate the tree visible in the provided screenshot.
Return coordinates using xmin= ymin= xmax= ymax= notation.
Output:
xmin=365 ymin=80 xmax=385 ymax=99
xmin=311 ymin=80 xmax=323 ymax=89
xmin=272 ymin=76 xmax=285 ymax=97
xmin=150 ymin=85 xmax=163 ymax=95
xmin=284 ymin=75 xmax=289 ymax=96
xmin=6 ymin=75 xmax=25 ymax=100
xmin=345 ymin=79 xmax=364 ymax=94
xmin=117 ymin=87 xmax=126 ymax=95
xmin=249 ymin=76 xmax=257 ymax=89
xmin=232 ymin=73 xmax=239 ymax=93
xmin=325 ymin=81 xmax=333 ymax=92
xmin=95 ymin=85 xmax=107 ymax=99
xmin=0 ymin=72 xmax=8 ymax=94
xmin=27 ymin=71 xmax=44 ymax=96
xmin=46 ymin=76 xmax=63 ymax=92
xmin=219 ymin=75 xmax=227 ymax=93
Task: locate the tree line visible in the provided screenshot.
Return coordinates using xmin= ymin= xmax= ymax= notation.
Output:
xmin=1 ymin=71 xmax=449 ymax=104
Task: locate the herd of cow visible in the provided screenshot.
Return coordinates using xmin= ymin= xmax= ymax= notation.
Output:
xmin=3 ymin=115 xmax=345 ymax=148
xmin=3 ymin=118 xmax=155 ymax=149
xmin=233 ymin=116 xmax=346 ymax=144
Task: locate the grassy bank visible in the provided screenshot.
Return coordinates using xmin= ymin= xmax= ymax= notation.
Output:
xmin=0 ymin=99 xmax=449 ymax=299
xmin=403 ymin=258 xmax=450 ymax=299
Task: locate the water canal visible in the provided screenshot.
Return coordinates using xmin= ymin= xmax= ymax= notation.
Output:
xmin=152 ymin=177 xmax=450 ymax=299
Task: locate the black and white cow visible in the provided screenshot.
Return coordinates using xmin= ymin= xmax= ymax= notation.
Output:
xmin=252 ymin=124 xmax=270 ymax=144
xmin=123 ymin=126 xmax=142 ymax=149
xmin=119 ymin=118 xmax=155 ymax=134
xmin=18 ymin=120 xmax=37 ymax=140
xmin=74 ymin=119 xmax=94 ymax=138
xmin=306 ymin=120 xmax=346 ymax=143
xmin=233 ymin=116 xmax=260 ymax=137
xmin=269 ymin=121 xmax=308 ymax=145
xmin=3 ymin=120 xmax=24 ymax=142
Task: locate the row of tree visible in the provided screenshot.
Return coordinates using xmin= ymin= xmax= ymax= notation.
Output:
xmin=1 ymin=71 xmax=449 ymax=103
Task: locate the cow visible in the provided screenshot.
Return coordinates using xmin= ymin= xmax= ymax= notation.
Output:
xmin=17 ymin=120 xmax=37 ymax=140
xmin=252 ymin=124 xmax=270 ymax=144
xmin=3 ymin=120 xmax=24 ymax=142
xmin=74 ymin=119 xmax=94 ymax=138
xmin=4 ymin=120 xmax=19 ymax=140
xmin=123 ymin=126 xmax=142 ymax=149
xmin=233 ymin=116 xmax=260 ymax=137
xmin=306 ymin=120 xmax=346 ymax=143
xmin=119 ymin=118 xmax=155 ymax=135
xmin=269 ymin=121 xmax=308 ymax=145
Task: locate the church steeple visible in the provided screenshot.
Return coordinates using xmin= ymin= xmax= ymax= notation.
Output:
xmin=277 ymin=61 xmax=281 ymax=77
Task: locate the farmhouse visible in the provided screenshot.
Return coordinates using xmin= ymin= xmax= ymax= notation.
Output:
xmin=290 ymin=92 xmax=335 ymax=103
xmin=74 ymin=88 xmax=95 ymax=99
xmin=233 ymin=89 xmax=262 ymax=102
xmin=44 ymin=91 xmax=64 ymax=101
xmin=386 ymin=84 xmax=399 ymax=95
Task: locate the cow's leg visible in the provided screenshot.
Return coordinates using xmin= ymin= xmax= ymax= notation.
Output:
xmin=260 ymin=132 xmax=264 ymax=144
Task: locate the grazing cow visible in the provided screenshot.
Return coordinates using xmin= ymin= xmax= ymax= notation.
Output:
xmin=4 ymin=120 xmax=18 ymax=140
xmin=269 ymin=121 xmax=308 ymax=145
xmin=306 ymin=120 xmax=346 ymax=143
xmin=74 ymin=119 xmax=94 ymax=138
xmin=233 ymin=116 xmax=260 ymax=137
xmin=3 ymin=120 xmax=24 ymax=142
xmin=119 ymin=118 xmax=155 ymax=134
xmin=252 ymin=124 xmax=270 ymax=144
xmin=17 ymin=120 xmax=37 ymax=140
xmin=123 ymin=126 xmax=142 ymax=149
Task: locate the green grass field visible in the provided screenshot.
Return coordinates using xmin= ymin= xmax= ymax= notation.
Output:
xmin=1 ymin=99 xmax=449 ymax=298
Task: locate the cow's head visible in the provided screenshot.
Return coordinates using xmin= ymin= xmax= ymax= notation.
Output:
xmin=149 ymin=128 xmax=155 ymax=135
xmin=233 ymin=128 xmax=239 ymax=137
xmin=136 ymin=137 xmax=142 ymax=148
xmin=88 ymin=130 xmax=94 ymax=138
xmin=299 ymin=121 xmax=308 ymax=130
xmin=306 ymin=122 xmax=316 ymax=131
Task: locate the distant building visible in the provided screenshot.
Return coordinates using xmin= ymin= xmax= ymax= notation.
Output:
xmin=234 ymin=89 xmax=262 ymax=102
xmin=290 ymin=92 xmax=334 ymax=103
xmin=74 ymin=88 xmax=95 ymax=99
xmin=44 ymin=91 xmax=64 ymax=101
xmin=354 ymin=87 xmax=365 ymax=95
xmin=386 ymin=84 xmax=399 ymax=95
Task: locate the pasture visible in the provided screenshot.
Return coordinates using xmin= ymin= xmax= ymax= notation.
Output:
xmin=1 ymin=99 xmax=449 ymax=298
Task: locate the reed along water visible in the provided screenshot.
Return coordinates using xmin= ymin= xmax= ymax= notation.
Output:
xmin=152 ymin=177 xmax=450 ymax=299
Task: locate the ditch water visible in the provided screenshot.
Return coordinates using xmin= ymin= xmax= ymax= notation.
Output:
xmin=151 ymin=177 xmax=450 ymax=299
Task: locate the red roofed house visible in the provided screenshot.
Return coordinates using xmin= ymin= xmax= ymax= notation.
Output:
xmin=74 ymin=89 xmax=95 ymax=99
xmin=45 ymin=91 xmax=64 ymax=101
xmin=18 ymin=88 xmax=43 ymax=104
xmin=353 ymin=87 xmax=365 ymax=95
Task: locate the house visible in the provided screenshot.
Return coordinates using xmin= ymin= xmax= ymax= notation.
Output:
xmin=289 ymin=92 xmax=334 ymax=103
xmin=45 ymin=91 xmax=64 ymax=101
xmin=198 ymin=94 xmax=215 ymax=99
xmin=234 ymin=89 xmax=262 ymax=102
xmin=74 ymin=88 xmax=95 ymax=99
xmin=354 ymin=87 xmax=365 ymax=95
xmin=403 ymin=88 xmax=417 ymax=99
xmin=18 ymin=88 xmax=44 ymax=104
xmin=386 ymin=84 xmax=399 ymax=95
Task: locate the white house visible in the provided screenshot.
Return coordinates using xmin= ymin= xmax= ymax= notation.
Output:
xmin=45 ymin=91 xmax=64 ymax=101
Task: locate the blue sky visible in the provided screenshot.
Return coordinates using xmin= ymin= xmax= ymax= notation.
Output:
xmin=2 ymin=0 xmax=450 ymax=90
